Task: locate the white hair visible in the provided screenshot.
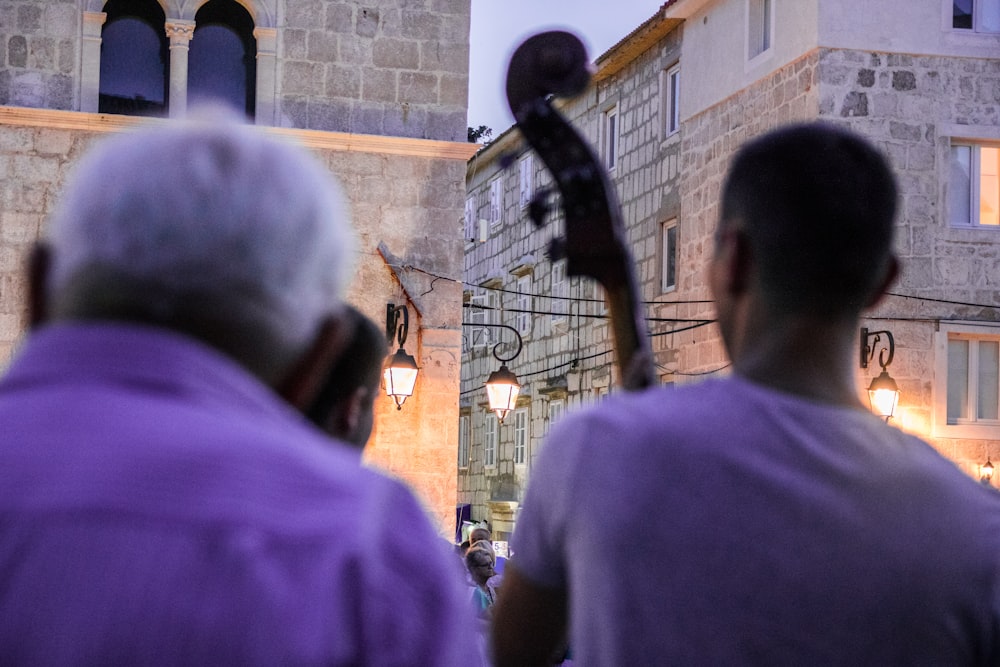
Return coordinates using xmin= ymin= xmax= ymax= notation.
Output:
xmin=46 ymin=111 xmax=356 ymax=349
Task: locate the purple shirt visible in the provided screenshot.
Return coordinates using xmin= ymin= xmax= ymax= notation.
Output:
xmin=0 ymin=323 xmax=479 ymax=665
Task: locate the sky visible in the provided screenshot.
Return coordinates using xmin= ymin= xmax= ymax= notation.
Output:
xmin=467 ymin=1 xmax=665 ymax=137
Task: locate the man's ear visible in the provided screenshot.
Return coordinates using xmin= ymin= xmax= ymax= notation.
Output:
xmin=28 ymin=243 xmax=50 ymax=327
xmin=715 ymin=227 xmax=753 ymax=296
xmin=333 ymin=387 xmax=369 ymax=440
xmin=277 ymin=313 xmax=351 ymax=410
xmin=864 ymin=255 xmax=900 ymax=309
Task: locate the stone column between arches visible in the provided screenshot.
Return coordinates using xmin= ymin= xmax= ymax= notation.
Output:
xmin=80 ymin=12 xmax=106 ymax=113
xmin=253 ymin=27 xmax=277 ymax=126
xmin=165 ymin=20 xmax=196 ymax=118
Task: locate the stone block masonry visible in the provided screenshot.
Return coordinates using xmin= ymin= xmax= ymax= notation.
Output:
xmin=0 ymin=2 xmax=79 ymax=110
xmin=277 ymin=0 xmax=469 ymax=142
xmin=681 ymin=46 xmax=1000 ymax=477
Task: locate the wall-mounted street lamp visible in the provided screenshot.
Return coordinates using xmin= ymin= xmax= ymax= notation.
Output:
xmin=981 ymin=458 xmax=994 ymax=485
xmin=860 ymin=327 xmax=900 ymax=422
xmin=463 ymin=321 xmax=524 ymax=424
xmin=384 ymin=304 xmax=418 ymax=410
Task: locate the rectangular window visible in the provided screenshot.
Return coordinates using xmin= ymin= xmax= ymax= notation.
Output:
xmin=948 ymin=337 xmax=999 ymax=423
xmin=661 ymin=219 xmax=678 ymax=293
xmin=458 ymin=415 xmax=470 ymax=468
xmin=748 ymin=0 xmax=772 ymax=59
xmin=468 ymin=293 xmax=494 ymax=348
xmin=489 ymin=177 xmax=503 ymax=227
xmin=464 ymin=195 xmax=476 ymax=241
xmin=513 ymin=408 xmax=528 ymax=465
xmin=516 ymin=275 xmax=532 ymax=335
xmin=548 ymin=399 xmax=565 ymax=433
xmin=551 ymin=261 xmax=567 ymax=322
xmin=934 ymin=323 xmax=1000 ymax=438
xmin=662 ymin=64 xmax=680 ymax=137
xmin=953 ymin=0 xmax=1000 ymax=31
xmin=483 ymin=414 xmax=497 ymax=468
xmin=950 ymin=142 xmax=1000 ymax=227
xmin=592 ymin=283 xmax=608 ymax=318
xmin=603 ymin=106 xmax=618 ymax=170
xmin=519 ymin=154 xmax=533 ymax=209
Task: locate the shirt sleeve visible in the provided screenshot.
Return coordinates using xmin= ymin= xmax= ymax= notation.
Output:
xmin=360 ymin=479 xmax=482 ymax=667
xmin=508 ymin=411 xmax=591 ymax=590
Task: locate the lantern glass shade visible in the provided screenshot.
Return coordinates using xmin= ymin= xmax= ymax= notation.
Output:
xmin=982 ymin=459 xmax=995 ymax=483
xmin=867 ymin=370 xmax=899 ymax=421
xmin=384 ymin=347 xmax=418 ymax=409
xmin=485 ymin=364 xmax=520 ymax=424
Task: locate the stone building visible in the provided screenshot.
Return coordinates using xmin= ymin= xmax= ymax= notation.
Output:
xmin=0 ymin=0 xmax=476 ymax=537
xmin=461 ymin=0 xmax=1000 ymax=531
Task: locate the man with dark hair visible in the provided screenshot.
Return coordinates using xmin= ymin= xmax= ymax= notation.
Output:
xmin=0 ymin=113 xmax=478 ymax=664
xmin=304 ymin=305 xmax=387 ymax=449
xmin=493 ymin=123 xmax=1000 ymax=665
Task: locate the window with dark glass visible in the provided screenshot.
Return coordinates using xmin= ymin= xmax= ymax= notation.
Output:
xmin=954 ymin=0 xmax=1000 ymax=31
xmin=99 ymin=0 xmax=168 ymax=116
xmin=189 ymin=0 xmax=257 ymax=119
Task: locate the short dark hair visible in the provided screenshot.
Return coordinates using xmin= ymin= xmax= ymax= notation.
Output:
xmin=305 ymin=306 xmax=386 ymax=424
xmin=465 ymin=545 xmax=495 ymax=571
xmin=719 ymin=122 xmax=898 ymax=316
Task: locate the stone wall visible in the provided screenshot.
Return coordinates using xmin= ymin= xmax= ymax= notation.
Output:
xmin=279 ymin=0 xmax=469 ymax=141
xmin=679 ymin=46 xmax=1000 ymax=475
xmin=676 ymin=52 xmax=820 ymax=373
xmin=0 ymin=109 xmax=474 ymax=536
xmin=813 ymin=48 xmax=1000 ymax=473
xmin=0 ymin=0 xmax=470 ymax=141
xmin=0 ymin=1 xmax=79 ymax=110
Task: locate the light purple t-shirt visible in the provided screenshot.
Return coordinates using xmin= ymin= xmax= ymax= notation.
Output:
xmin=0 ymin=322 xmax=479 ymax=665
xmin=512 ymin=376 xmax=1000 ymax=665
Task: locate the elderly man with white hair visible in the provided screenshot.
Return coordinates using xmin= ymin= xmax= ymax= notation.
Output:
xmin=0 ymin=114 xmax=479 ymax=665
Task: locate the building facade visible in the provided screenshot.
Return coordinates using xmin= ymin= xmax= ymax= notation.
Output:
xmin=0 ymin=0 xmax=476 ymax=536
xmin=461 ymin=0 xmax=1000 ymax=531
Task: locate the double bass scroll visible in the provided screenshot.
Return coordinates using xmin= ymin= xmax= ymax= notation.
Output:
xmin=506 ymin=30 xmax=655 ymax=391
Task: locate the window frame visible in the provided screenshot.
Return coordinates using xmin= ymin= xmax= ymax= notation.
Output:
xmin=949 ymin=140 xmax=1000 ymax=228
xmin=465 ymin=195 xmax=477 ymax=241
xmin=483 ymin=413 xmax=498 ymax=468
xmin=551 ymin=261 xmax=568 ymax=323
xmin=515 ymin=275 xmax=532 ymax=336
xmin=933 ymin=321 xmax=1000 ymax=439
xmin=592 ymin=283 xmax=608 ymax=319
xmin=519 ymin=154 xmax=534 ymax=209
xmin=603 ymin=105 xmax=619 ymax=171
xmin=513 ymin=408 xmax=528 ymax=466
xmin=747 ymin=0 xmax=773 ymax=62
xmin=489 ymin=176 xmax=503 ymax=228
xmin=661 ymin=63 xmax=681 ymax=138
xmin=661 ymin=218 xmax=679 ymax=293
xmin=952 ymin=0 xmax=1000 ymax=32
xmin=548 ymin=399 xmax=565 ymax=434
xmin=458 ymin=414 xmax=471 ymax=468
xmin=468 ymin=293 xmax=495 ymax=348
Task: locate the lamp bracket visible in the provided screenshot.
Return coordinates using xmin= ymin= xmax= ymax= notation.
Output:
xmin=860 ymin=327 xmax=894 ymax=371
xmin=461 ymin=321 xmax=523 ymax=364
xmin=387 ymin=304 xmax=409 ymax=348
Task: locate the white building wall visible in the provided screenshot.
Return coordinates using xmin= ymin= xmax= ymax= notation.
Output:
xmin=667 ymin=0 xmax=819 ymax=120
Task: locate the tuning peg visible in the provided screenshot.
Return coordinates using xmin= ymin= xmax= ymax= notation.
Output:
xmin=528 ymin=188 xmax=553 ymax=227
xmin=546 ymin=237 xmax=566 ymax=262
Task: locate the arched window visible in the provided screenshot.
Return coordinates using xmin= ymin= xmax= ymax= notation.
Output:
xmin=99 ymin=0 xmax=168 ymax=116
xmin=189 ymin=0 xmax=256 ymax=119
